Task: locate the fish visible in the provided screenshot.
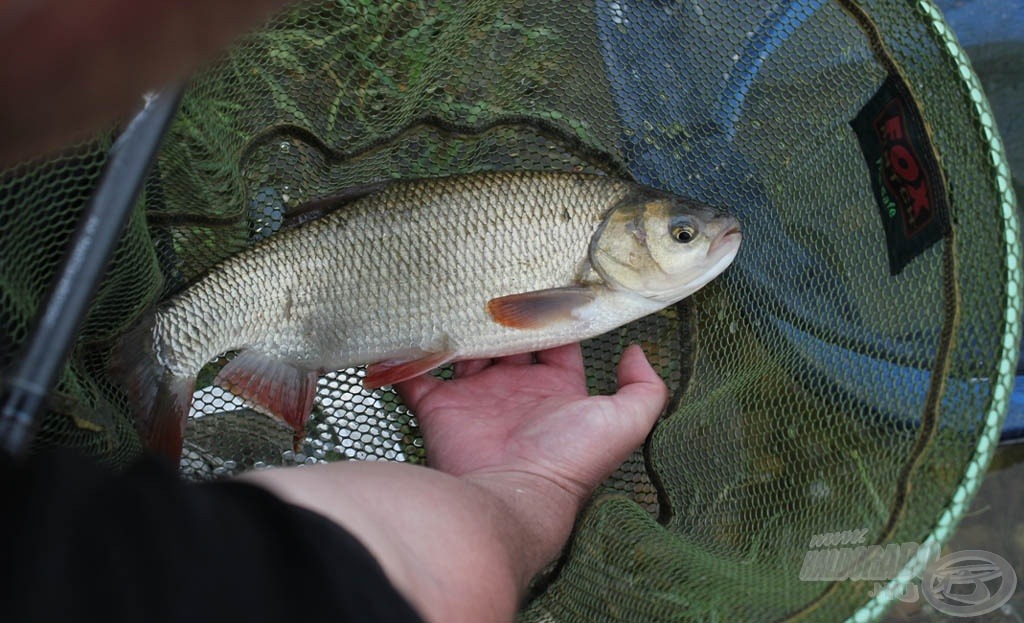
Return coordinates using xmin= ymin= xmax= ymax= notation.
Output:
xmin=114 ymin=171 xmax=742 ymax=461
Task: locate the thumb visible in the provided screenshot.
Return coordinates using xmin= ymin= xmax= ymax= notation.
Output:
xmin=609 ymin=345 xmax=668 ymax=442
xmin=394 ymin=373 xmax=442 ymax=414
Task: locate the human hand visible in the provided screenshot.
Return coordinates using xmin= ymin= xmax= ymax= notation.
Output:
xmin=395 ymin=343 xmax=668 ymax=507
xmin=247 ymin=344 xmax=668 ymax=622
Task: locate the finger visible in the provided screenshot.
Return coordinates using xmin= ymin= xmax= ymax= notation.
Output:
xmin=536 ymin=342 xmax=585 ymax=375
xmin=495 ymin=352 xmax=534 ymax=366
xmin=393 ymin=373 xmax=443 ymax=411
xmin=454 ymin=358 xmax=491 ymax=378
xmin=610 ymin=345 xmax=669 ymax=434
xmin=616 ymin=344 xmax=663 ymax=389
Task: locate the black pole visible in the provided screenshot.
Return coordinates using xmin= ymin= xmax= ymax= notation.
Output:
xmin=0 ymin=85 xmax=185 ymax=461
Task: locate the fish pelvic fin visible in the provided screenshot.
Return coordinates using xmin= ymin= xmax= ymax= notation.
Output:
xmin=111 ymin=313 xmax=194 ymax=463
xmin=363 ymin=351 xmax=456 ymax=389
xmin=214 ymin=351 xmax=319 ymax=438
xmin=486 ymin=286 xmax=599 ymax=330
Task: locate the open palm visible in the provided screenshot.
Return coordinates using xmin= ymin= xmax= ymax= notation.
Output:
xmin=395 ymin=343 xmax=668 ymax=501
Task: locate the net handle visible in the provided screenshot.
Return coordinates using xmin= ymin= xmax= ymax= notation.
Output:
xmin=0 ymin=85 xmax=184 ymax=461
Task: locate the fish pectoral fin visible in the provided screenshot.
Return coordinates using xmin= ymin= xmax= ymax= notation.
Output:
xmin=215 ymin=351 xmax=319 ymax=434
xmin=363 ymin=351 xmax=456 ymax=389
xmin=486 ymin=286 xmax=599 ymax=330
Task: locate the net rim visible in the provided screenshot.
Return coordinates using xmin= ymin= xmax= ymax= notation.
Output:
xmin=850 ymin=1 xmax=1022 ymax=620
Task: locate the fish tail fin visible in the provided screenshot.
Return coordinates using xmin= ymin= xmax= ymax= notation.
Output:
xmin=111 ymin=313 xmax=194 ymax=462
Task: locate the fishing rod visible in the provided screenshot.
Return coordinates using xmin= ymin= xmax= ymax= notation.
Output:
xmin=0 ymin=85 xmax=185 ymax=461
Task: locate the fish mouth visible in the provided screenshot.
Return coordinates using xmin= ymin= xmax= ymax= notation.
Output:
xmin=708 ymin=225 xmax=742 ymax=256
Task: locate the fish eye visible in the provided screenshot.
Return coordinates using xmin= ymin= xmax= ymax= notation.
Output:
xmin=671 ymin=225 xmax=696 ymax=244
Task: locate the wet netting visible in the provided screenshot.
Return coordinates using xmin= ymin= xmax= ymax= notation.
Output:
xmin=0 ymin=1 xmax=1019 ymax=621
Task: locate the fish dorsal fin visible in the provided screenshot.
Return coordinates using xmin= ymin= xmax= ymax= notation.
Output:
xmin=281 ymin=179 xmax=395 ymax=232
xmin=486 ymin=286 xmax=598 ymax=329
xmin=214 ymin=351 xmax=319 ymax=434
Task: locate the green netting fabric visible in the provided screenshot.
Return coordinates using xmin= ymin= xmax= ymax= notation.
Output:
xmin=0 ymin=1 xmax=1018 ymax=621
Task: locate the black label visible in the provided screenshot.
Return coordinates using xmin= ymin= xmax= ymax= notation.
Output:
xmin=851 ymin=76 xmax=950 ymax=275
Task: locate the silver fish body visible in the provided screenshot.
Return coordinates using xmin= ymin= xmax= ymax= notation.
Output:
xmin=118 ymin=171 xmax=741 ymax=459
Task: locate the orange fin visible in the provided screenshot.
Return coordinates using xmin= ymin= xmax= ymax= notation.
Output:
xmin=363 ymin=351 xmax=455 ymax=389
xmin=215 ymin=351 xmax=319 ymax=434
xmin=486 ymin=286 xmax=596 ymax=329
xmin=111 ymin=312 xmax=194 ymax=463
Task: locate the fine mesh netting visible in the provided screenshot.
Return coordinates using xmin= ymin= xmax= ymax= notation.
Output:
xmin=0 ymin=1 xmax=1019 ymax=621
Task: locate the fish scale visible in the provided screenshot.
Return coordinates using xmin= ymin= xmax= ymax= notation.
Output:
xmin=160 ymin=172 xmax=632 ymax=373
xmin=116 ymin=171 xmax=741 ymax=460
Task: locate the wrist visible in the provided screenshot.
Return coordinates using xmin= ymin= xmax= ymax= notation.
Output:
xmin=462 ymin=469 xmax=586 ymax=590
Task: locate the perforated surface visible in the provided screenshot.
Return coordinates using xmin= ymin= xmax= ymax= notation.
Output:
xmin=182 ymin=305 xmax=689 ymax=522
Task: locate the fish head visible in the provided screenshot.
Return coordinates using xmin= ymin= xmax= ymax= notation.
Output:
xmin=590 ymin=193 xmax=741 ymax=303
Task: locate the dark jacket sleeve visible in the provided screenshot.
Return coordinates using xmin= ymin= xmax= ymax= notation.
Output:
xmin=0 ymin=451 xmax=422 ymax=623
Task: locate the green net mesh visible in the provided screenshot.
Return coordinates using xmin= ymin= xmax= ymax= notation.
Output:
xmin=0 ymin=1 xmax=1019 ymax=621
